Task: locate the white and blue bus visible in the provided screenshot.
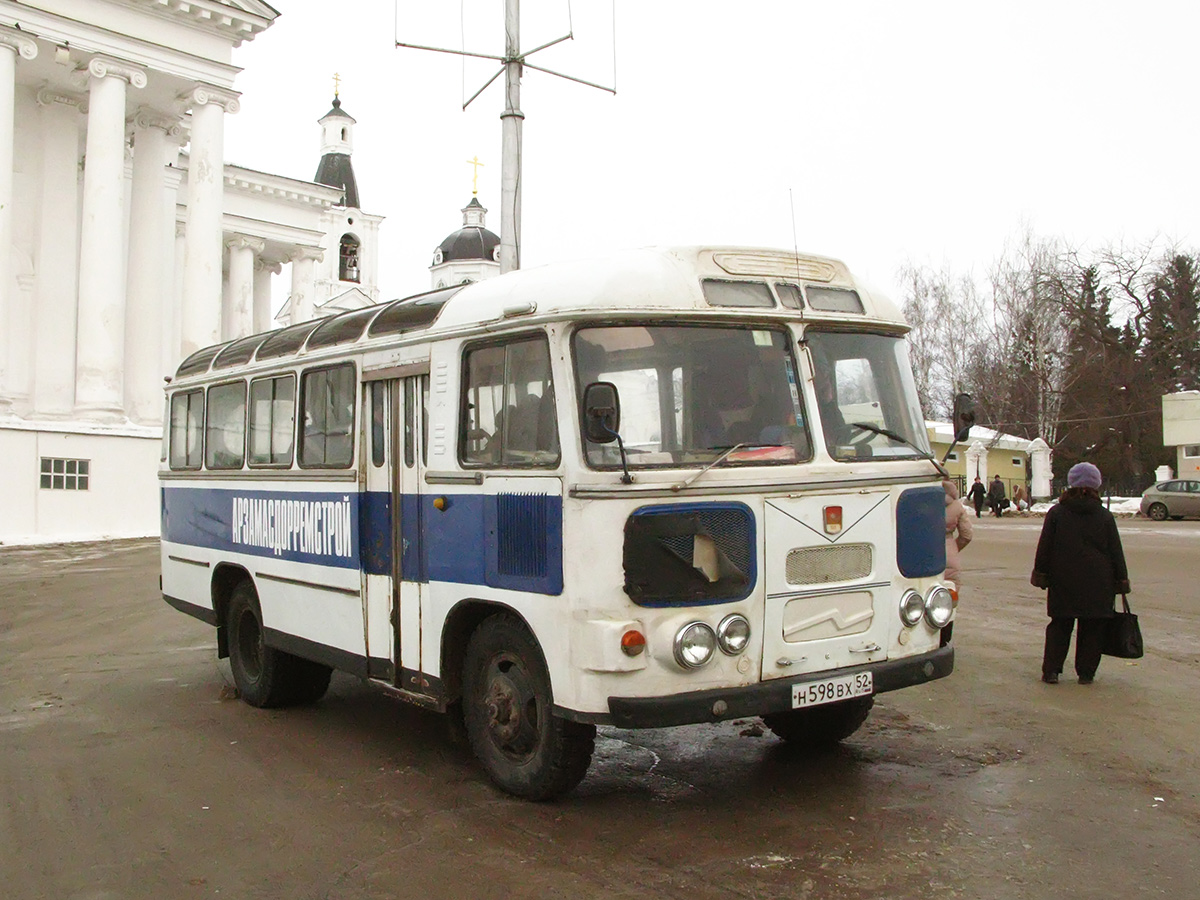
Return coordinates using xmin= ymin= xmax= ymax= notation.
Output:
xmin=161 ymin=246 xmax=957 ymax=799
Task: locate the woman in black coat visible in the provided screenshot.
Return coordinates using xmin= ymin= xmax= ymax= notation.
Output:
xmin=1030 ymin=462 xmax=1131 ymax=684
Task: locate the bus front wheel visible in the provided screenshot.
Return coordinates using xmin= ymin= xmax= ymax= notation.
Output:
xmin=227 ymin=582 xmax=331 ymax=708
xmin=462 ymin=614 xmax=596 ymax=800
xmin=762 ymin=695 xmax=874 ymax=750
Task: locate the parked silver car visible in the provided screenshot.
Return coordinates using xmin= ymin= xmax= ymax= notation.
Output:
xmin=1140 ymin=479 xmax=1200 ymax=520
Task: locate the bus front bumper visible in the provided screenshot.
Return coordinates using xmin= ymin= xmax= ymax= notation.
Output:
xmin=571 ymin=645 xmax=953 ymax=729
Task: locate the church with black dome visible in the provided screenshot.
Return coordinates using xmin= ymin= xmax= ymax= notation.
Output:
xmin=431 ymin=195 xmax=501 ymax=288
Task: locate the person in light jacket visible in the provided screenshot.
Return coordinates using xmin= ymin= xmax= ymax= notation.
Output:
xmin=1030 ymin=462 xmax=1131 ymax=684
xmin=941 ymin=479 xmax=973 ymax=645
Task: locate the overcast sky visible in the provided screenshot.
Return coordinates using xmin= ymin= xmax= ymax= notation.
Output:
xmin=225 ymin=1 xmax=1200 ymax=307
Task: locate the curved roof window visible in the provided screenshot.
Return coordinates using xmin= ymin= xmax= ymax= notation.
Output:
xmin=176 ymin=343 xmax=230 ymax=378
xmin=368 ymin=286 xmax=462 ymax=337
xmin=306 ymin=307 xmax=378 ymax=350
xmin=213 ymin=333 xmax=272 ymax=369
xmin=256 ymin=320 xmax=323 ymax=361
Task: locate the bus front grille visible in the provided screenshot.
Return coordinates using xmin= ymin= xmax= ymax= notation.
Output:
xmin=785 ymin=544 xmax=873 ymax=585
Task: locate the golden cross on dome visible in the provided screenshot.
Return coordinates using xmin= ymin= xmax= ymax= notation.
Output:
xmin=333 ymin=72 xmax=341 ymax=98
xmin=466 ymin=156 xmax=484 ymax=195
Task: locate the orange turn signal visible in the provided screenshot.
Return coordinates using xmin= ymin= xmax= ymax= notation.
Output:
xmin=621 ymin=630 xmax=646 ymax=656
xmin=949 ymin=588 xmax=959 ymax=607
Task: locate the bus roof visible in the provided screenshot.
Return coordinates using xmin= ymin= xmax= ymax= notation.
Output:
xmin=172 ymin=246 xmax=906 ymax=380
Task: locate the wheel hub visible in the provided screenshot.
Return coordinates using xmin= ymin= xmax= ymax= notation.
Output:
xmin=486 ymin=677 xmax=522 ymax=744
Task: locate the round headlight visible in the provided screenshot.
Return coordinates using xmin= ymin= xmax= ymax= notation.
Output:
xmin=925 ymin=586 xmax=954 ymax=628
xmin=674 ymin=621 xmax=717 ymax=669
xmin=716 ymin=614 xmax=751 ymax=655
xmin=899 ymin=589 xmax=925 ymax=627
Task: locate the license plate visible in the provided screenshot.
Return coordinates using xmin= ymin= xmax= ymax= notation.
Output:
xmin=792 ymin=672 xmax=873 ymax=708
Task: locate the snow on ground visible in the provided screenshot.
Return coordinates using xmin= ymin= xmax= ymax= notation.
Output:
xmin=1028 ymin=497 xmax=1142 ymax=517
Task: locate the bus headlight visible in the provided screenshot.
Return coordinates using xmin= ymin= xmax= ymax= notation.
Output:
xmin=674 ymin=622 xmax=717 ymax=669
xmin=716 ymin=614 xmax=751 ymax=655
xmin=899 ymin=589 xmax=925 ymax=627
xmin=924 ymin=586 xmax=954 ymax=628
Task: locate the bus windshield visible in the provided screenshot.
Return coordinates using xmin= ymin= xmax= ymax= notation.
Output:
xmin=573 ymin=324 xmax=813 ymax=469
xmin=806 ymin=330 xmax=930 ymax=461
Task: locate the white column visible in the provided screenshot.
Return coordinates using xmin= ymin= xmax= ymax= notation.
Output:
xmin=1029 ymin=437 xmax=1053 ymax=501
xmin=32 ymin=88 xmax=86 ymax=417
xmin=225 ymin=235 xmax=263 ymax=341
xmin=253 ymin=258 xmax=281 ymax=332
xmin=0 ymin=27 xmax=37 ymax=413
xmin=74 ymin=56 xmax=147 ymax=419
xmin=289 ymin=247 xmax=323 ymax=324
xmin=965 ymin=441 xmax=985 ymax=484
xmin=170 ymin=221 xmax=186 ymax=365
xmin=125 ymin=109 xmax=183 ymax=424
xmin=179 ymin=84 xmax=239 ymax=358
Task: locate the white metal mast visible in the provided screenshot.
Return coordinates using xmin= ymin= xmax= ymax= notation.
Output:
xmin=397 ymin=0 xmax=615 ymax=273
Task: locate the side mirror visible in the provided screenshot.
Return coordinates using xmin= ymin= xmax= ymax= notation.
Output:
xmin=582 ymin=381 xmax=620 ymax=444
xmin=952 ymin=393 xmax=976 ymax=442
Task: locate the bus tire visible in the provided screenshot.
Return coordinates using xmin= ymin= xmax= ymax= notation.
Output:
xmin=227 ymin=582 xmax=298 ymax=709
xmin=288 ymin=657 xmax=333 ymax=705
xmin=762 ymin=695 xmax=874 ymax=750
xmin=462 ymin=614 xmax=596 ymax=800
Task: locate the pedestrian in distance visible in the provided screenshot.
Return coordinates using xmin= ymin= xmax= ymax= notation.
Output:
xmin=966 ymin=475 xmax=987 ymax=518
xmin=941 ymin=479 xmax=973 ymax=646
xmin=1030 ymin=462 xmax=1131 ymax=685
xmin=1013 ymin=482 xmax=1029 ymax=512
xmin=987 ymin=474 xmax=1007 ymax=517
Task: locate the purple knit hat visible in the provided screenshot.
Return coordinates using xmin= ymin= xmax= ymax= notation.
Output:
xmin=1067 ymin=462 xmax=1102 ymax=490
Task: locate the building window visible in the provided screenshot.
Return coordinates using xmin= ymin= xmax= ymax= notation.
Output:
xmin=339 ymin=233 xmax=360 ymax=283
xmin=40 ymin=457 xmax=89 ymax=491
xmin=946 ymin=451 xmax=958 ymax=461
xmin=1012 ymin=457 xmax=1022 ymax=466
xmin=1184 ymin=445 xmax=1200 ymax=458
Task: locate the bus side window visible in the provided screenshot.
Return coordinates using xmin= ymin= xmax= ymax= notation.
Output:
xmin=461 ymin=336 xmax=559 ymax=467
xmin=205 ymin=382 xmax=247 ymax=470
xmin=249 ymin=374 xmax=296 ymax=466
xmin=169 ymin=389 xmax=203 ymax=469
xmin=371 ymin=381 xmax=386 ymax=468
xmin=300 ymin=363 xmax=356 ymax=468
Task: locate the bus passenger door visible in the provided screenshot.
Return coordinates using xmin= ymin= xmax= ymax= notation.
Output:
xmin=363 ymin=380 xmax=395 ymax=680
xmin=394 ymin=376 xmax=426 ymax=693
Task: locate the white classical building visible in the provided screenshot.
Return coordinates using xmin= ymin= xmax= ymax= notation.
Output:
xmin=0 ymin=0 xmax=381 ymax=543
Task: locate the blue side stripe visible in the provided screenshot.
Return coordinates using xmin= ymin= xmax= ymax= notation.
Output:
xmin=165 ymin=485 xmax=563 ymax=595
xmin=162 ymin=486 xmax=360 ymax=569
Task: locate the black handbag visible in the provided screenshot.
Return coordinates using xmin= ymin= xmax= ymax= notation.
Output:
xmin=1103 ymin=595 xmax=1144 ymax=659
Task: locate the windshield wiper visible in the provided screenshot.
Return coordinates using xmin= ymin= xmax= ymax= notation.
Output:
xmin=671 ymin=443 xmax=786 ymax=492
xmin=847 ymin=422 xmax=947 ymax=477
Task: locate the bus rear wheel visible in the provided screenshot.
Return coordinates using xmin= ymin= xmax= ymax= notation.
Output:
xmin=762 ymin=695 xmax=874 ymax=750
xmin=227 ymin=582 xmax=331 ymax=707
xmin=462 ymin=614 xmax=596 ymax=800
